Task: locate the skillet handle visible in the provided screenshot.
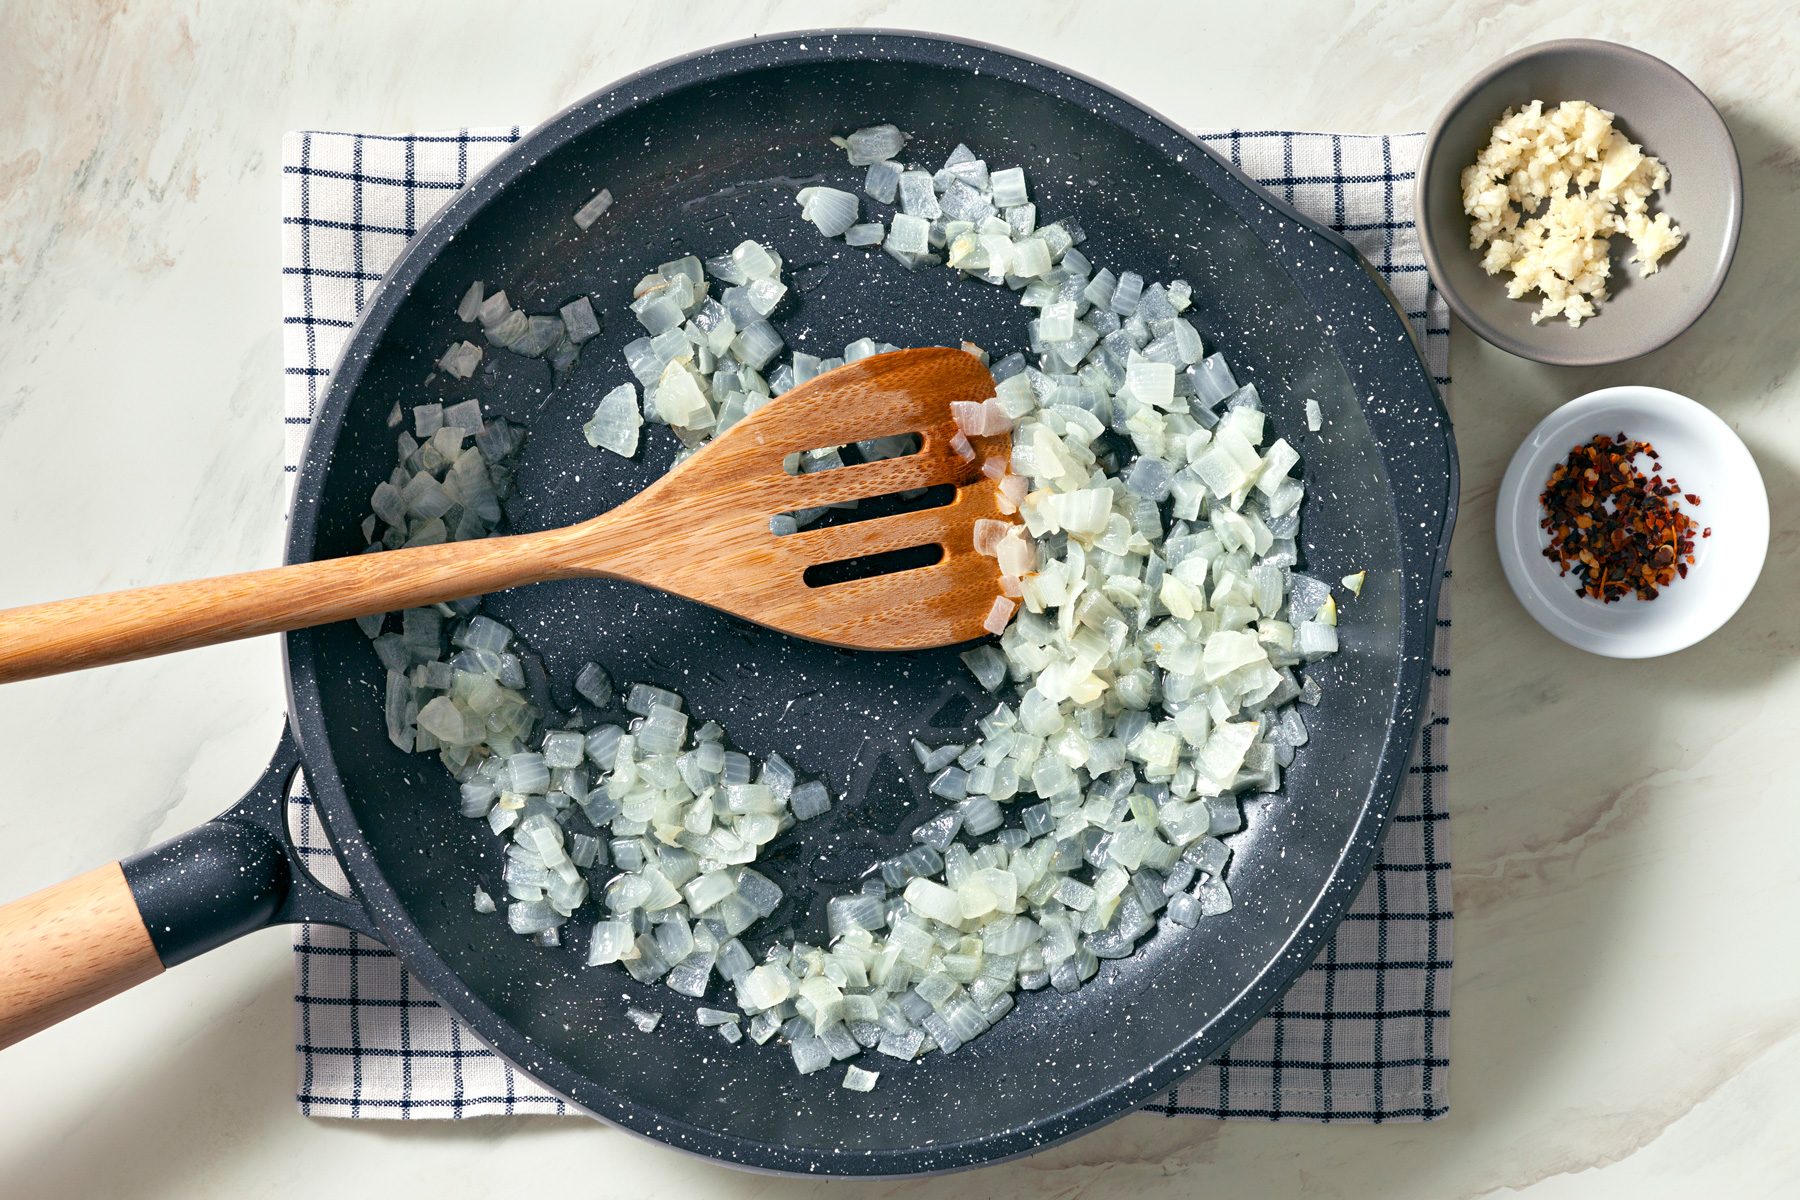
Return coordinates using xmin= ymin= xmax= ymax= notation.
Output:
xmin=0 ymin=863 xmax=166 ymax=1048
xmin=0 ymin=726 xmax=379 ymax=1049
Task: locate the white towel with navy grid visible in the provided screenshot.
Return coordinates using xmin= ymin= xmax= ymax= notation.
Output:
xmin=281 ymin=126 xmax=1452 ymax=1122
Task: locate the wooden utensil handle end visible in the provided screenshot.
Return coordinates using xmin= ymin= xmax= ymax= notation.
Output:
xmin=0 ymin=863 xmax=164 ymax=1049
xmin=0 ymin=532 xmax=571 ymax=685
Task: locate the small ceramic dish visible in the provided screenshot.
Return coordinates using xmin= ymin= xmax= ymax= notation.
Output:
xmin=1416 ymin=39 xmax=1742 ymax=366
xmin=1496 ymin=386 xmax=1767 ymax=657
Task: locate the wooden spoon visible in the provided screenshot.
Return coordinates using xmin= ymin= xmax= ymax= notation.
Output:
xmin=0 ymin=348 xmax=1014 ymax=684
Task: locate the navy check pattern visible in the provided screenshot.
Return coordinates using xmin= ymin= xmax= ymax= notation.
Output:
xmin=282 ymin=127 xmax=1450 ymax=1122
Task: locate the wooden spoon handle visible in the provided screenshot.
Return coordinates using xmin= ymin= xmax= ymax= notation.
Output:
xmin=0 ymin=530 xmax=577 ymax=684
xmin=0 ymin=863 xmax=163 ymax=1049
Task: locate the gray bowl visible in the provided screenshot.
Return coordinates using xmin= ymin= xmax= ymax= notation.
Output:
xmin=1416 ymin=39 xmax=1742 ymax=366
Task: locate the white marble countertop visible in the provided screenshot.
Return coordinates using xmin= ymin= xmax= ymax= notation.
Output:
xmin=3 ymin=1 xmax=1797 ymax=1196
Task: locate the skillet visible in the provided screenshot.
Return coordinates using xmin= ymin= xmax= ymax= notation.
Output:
xmin=3 ymin=31 xmax=1456 ymax=1176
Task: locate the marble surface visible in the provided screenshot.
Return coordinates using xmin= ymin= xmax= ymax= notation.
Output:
xmin=1 ymin=1 xmax=1796 ymax=1196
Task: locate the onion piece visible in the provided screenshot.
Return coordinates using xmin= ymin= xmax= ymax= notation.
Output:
xmin=844 ymin=222 xmax=885 ymax=246
xmin=990 ymin=167 xmax=1029 ymax=208
xmin=456 ymin=282 xmax=484 ymax=322
xmin=583 ymin=383 xmax=642 ymax=458
xmin=436 ymin=341 xmax=482 ymax=380
xmin=837 ymin=124 xmax=908 ymax=167
xmin=574 ymin=188 xmax=614 ymax=230
xmin=796 ymin=186 xmax=860 ymax=238
xmin=560 ymin=296 xmax=601 ymax=344
xmin=982 ymin=596 xmax=1018 ymax=635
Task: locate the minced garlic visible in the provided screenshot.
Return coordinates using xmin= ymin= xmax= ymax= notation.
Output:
xmin=1461 ymin=100 xmax=1684 ymax=327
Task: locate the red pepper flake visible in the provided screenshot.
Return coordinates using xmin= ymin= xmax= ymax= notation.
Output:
xmin=1539 ymin=432 xmax=1703 ymax=603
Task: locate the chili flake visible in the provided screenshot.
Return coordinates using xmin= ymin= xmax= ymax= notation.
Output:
xmin=1539 ymin=432 xmax=1701 ymax=603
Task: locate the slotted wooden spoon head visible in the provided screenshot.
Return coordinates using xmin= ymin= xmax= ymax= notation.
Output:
xmin=566 ymin=347 xmax=1016 ymax=651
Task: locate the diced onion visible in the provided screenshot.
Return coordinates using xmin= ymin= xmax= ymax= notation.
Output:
xmin=367 ymin=123 xmax=1341 ymax=1089
xmin=456 ymin=281 xmax=484 ymax=322
xmin=583 ymin=383 xmax=642 ymax=458
xmin=796 ymin=186 xmax=860 ymax=238
xmin=838 ymin=124 xmax=907 ymax=167
xmin=574 ymin=188 xmax=613 ymax=230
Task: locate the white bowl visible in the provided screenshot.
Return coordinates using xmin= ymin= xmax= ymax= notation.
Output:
xmin=1495 ymin=386 xmax=1767 ymax=658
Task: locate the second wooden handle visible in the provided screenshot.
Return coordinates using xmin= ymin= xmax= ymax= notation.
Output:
xmin=0 ymin=863 xmax=164 ymax=1050
xmin=0 ymin=529 xmax=583 ymax=685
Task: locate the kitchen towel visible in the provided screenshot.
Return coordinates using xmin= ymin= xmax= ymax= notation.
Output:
xmin=281 ymin=126 xmax=1452 ymax=1123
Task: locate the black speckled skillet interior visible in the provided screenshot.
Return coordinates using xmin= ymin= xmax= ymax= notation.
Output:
xmin=278 ymin=31 xmax=1456 ymax=1177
